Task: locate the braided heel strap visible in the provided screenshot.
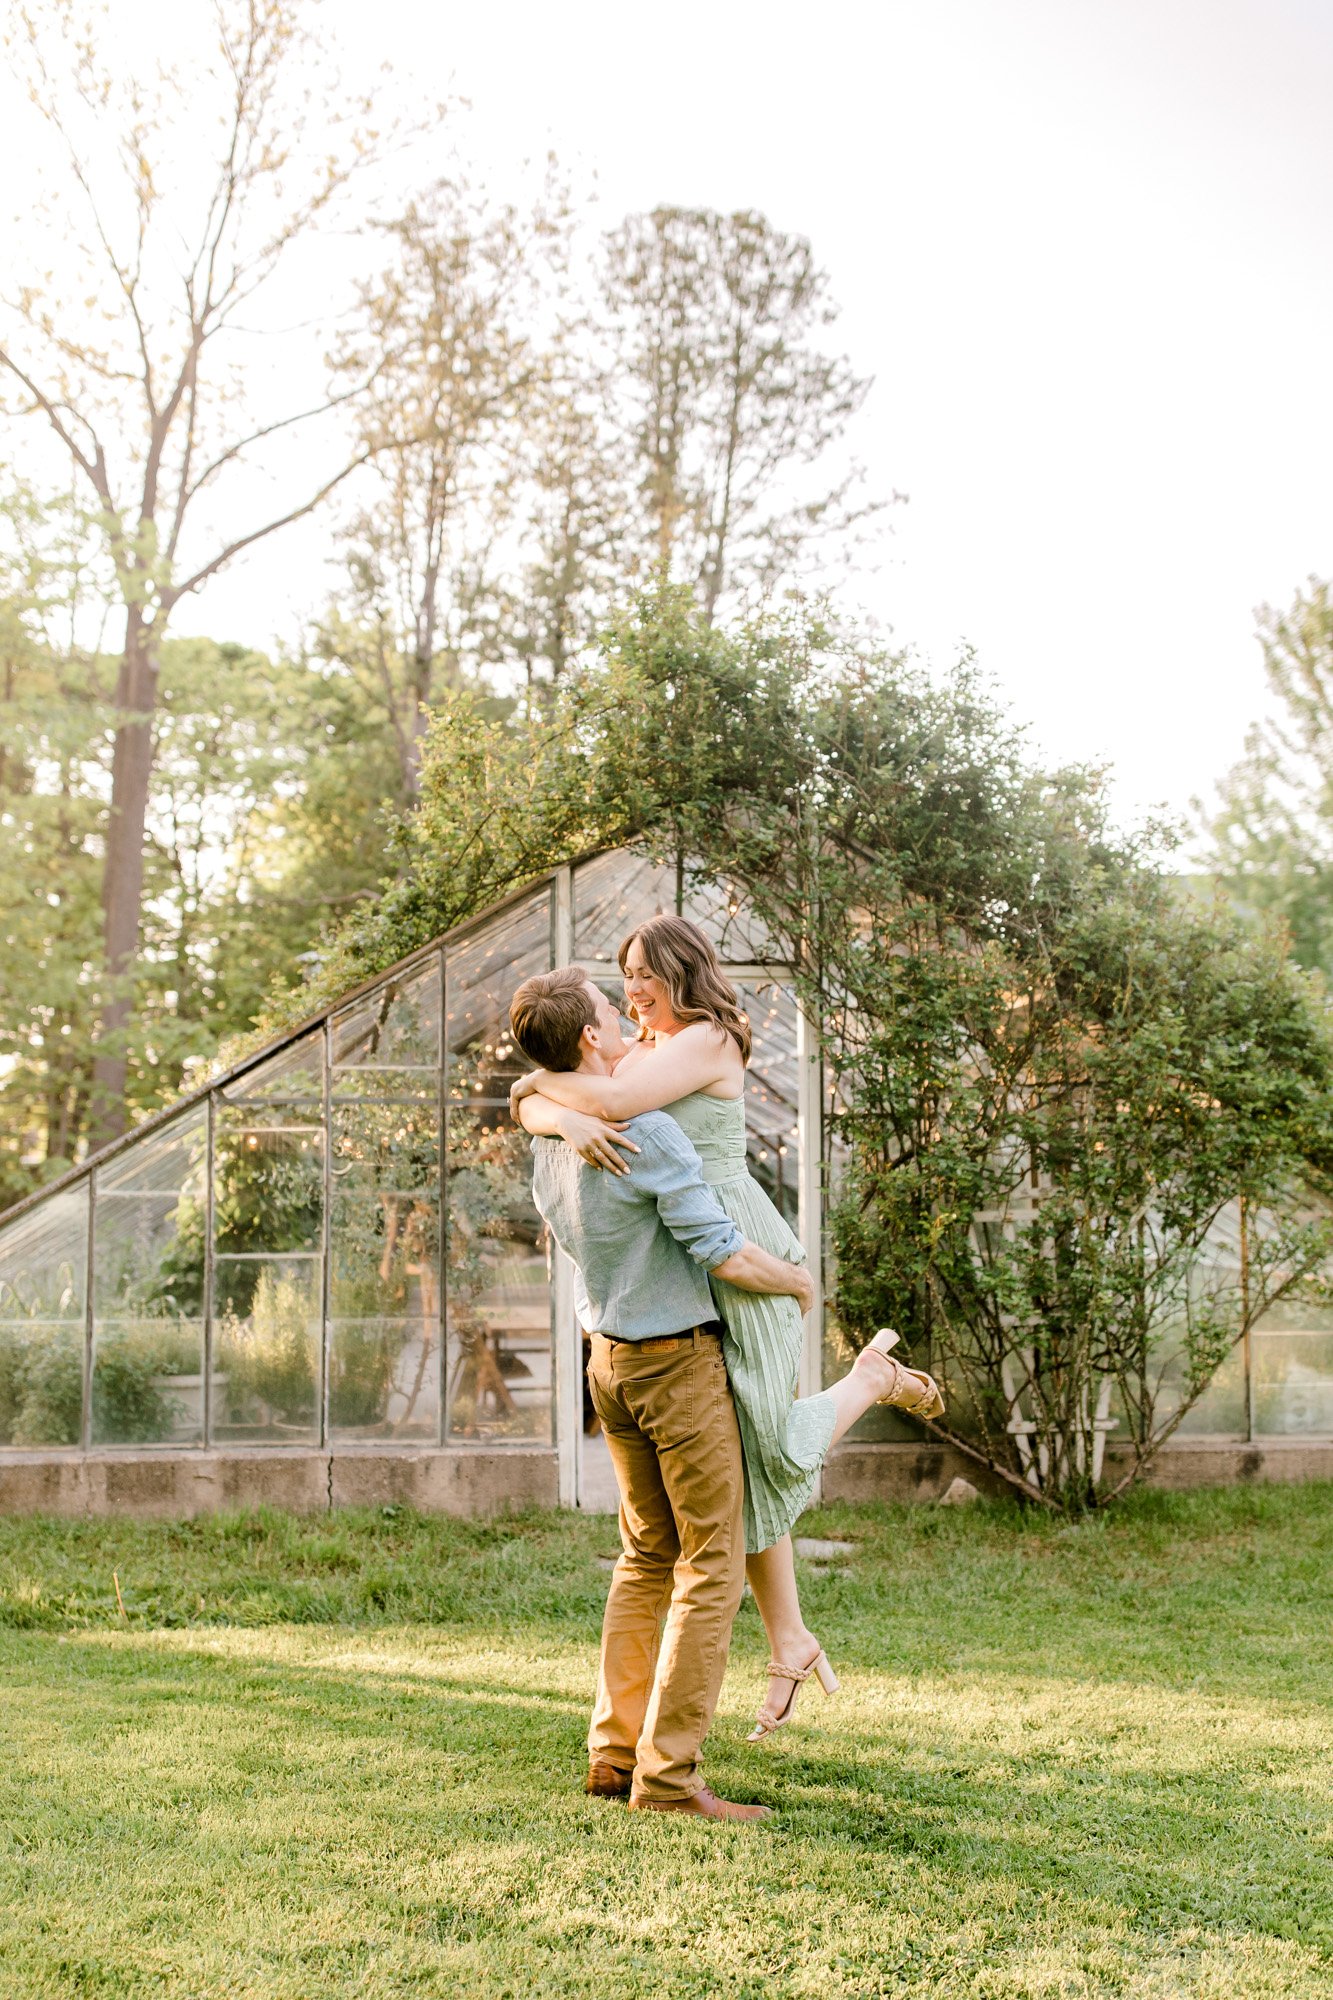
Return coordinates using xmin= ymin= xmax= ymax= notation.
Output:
xmin=748 ymin=1657 xmax=821 ymax=1742
xmin=879 ymin=1354 xmax=946 ymax=1419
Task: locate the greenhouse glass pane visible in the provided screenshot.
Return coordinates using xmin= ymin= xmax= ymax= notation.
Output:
xmin=331 ymin=959 xmax=441 ymax=1087
xmin=0 ymin=1187 xmax=88 ymax=1448
xmin=214 ymin=1031 xmax=324 ymax=1259
xmin=331 ymin=1192 xmax=439 ymax=1320
xmin=328 ymin=966 xmax=442 ymax=1440
xmin=1146 ymin=1214 xmax=1249 ymax=1439
xmin=1253 ymin=1326 xmax=1333 ymax=1437
xmin=92 ymin=1109 xmax=207 ymax=1446
xmin=328 ymin=1190 xmax=438 ymax=1440
xmin=212 ymin=1031 xmax=324 ymax=1444
xmin=221 ymin=1032 xmax=324 ymax=1106
xmin=446 ymin=892 xmax=553 ymax=1442
xmin=328 ymin=1067 xmax=438 ymax=1107
xmin=330 ymin=1099 xmax=439 ymax=1196
xmin=572 ymin=849 xmax=675 ymax=963
xmin=1152 ymin=1334 xmax=1248 ymax=1438
xmin=211 ymin=1253 xmax=321 ymax=1443
xmin=680 ymin=873 xmax=784 ymax=963
xmin=329 ymin=1321 xmax=438 ymax=1440
xmin=572 ymin=847 xmax=785 ymax=966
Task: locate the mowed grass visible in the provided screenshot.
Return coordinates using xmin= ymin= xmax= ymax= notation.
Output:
xmin=1 ymin=1486 xmax=1332 ymax=2000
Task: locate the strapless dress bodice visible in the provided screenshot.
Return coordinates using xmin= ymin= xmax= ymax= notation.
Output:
xmin=661 ymin=1090 xmax=749 ymax=1184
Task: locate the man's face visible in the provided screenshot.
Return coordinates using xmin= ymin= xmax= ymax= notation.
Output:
xmin=581 ymin=980 xmax=628 ymax=1065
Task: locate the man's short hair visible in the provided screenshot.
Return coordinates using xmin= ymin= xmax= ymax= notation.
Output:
xmin=509 ymin=965 xmax=598 ymax=1073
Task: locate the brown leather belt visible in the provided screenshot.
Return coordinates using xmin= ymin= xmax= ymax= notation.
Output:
xmin=590 ymin=1324 xmax=723 ymax=1353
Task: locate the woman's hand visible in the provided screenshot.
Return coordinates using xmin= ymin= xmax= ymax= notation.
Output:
xmin=556 ymin=1108 xmax=640 ymax=1175
xmin=509 ymin=1069 xmax=547 ymax=1119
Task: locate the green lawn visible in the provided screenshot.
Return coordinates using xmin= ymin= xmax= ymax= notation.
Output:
xmin=1 ymin=1485 xmax=1331 ymax=2000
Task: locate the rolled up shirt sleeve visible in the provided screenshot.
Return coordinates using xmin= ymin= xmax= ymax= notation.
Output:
xmin=631 ymin=1122 xmax=745 ymax=1271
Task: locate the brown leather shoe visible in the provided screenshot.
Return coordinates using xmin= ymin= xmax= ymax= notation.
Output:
xmin=628 ymin=1785 xmax=772 ymax=1822
xmin=584 ymin=1760 xmax=633 ymax=1798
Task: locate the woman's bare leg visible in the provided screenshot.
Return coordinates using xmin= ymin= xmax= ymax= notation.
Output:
xmin=743 ymin=1347 xmax=906 ymax=1727
xmin=745 ymin=1534 xmax=819 ymax=1723
xmin=746 ymin=1536 xmax=813 ymax=1658
xmin=823 ymin=1342 xmax=903 ymax=1446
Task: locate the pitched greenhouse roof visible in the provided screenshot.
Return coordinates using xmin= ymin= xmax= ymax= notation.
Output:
xmin=0 ymin=847 xmax=791 ymax=1230
xmin=1 ymin=864 xmax=570 ymax=1231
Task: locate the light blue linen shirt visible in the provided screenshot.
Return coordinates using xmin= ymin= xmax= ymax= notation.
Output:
xmin=529 ymin=1110 xmax=745 ymax=1338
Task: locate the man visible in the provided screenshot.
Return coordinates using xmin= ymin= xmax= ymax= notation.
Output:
xmin=509 ymin=965 xmax=813 ymax=1824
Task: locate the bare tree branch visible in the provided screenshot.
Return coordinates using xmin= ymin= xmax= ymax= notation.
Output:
xmin=168 ymin=450 xmax=372 ymax=604
xmin=0 ymin=347 xmax=109 ymax=500
xmin=178 ymin=376 xmax=380 ymax=517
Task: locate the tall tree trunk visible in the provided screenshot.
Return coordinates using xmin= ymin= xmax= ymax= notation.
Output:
xmin=700 ymin=352 xmax=744 ymax=627
xmin=86 ymin=606 xmax=159 ymax=1152
xmin=403 ymin=609 xmax=434 ymax=798
xmin=404 ymin=666 xmax=431 ymax=797
xmin=49 ymin=1057 xmax=88 ymax=1165
xmin=404 ymin=519 xmax=443 ymax=797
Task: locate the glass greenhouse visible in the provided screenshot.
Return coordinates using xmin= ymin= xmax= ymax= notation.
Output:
xmin=0 ymin=851 xmax=824 ymax=1510
xmin=1 ymin=846 xmax=1330 ymax=1516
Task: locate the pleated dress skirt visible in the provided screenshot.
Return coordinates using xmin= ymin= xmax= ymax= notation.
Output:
xmin=663 ymin=1091 xmax=838 ymax=1554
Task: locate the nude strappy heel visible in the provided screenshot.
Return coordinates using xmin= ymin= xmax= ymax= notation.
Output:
xmin=747 ymin=1646 xmax=840 ymax=1743
xmin=862 ymin=1326 xmax=945 ymax=1419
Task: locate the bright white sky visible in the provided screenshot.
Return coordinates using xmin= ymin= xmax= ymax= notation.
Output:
xmin=9 ymin=0 xmax=1333 ymax=835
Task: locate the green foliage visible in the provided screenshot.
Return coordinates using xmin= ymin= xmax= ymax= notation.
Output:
xmin=221 ymin=1269 xmax=317 ymax=1428
xmin=1202 ymin=577 xmax=1333 ymax=976
xmin=0 ymin=1327 xmax=83 ymax=1446
xmin=256 ymin=586 xmax=1333 ymax=1510
xmin=249 ymin=586 xmax=817 ymax=1031
xmin=0 ymin=477 xmax=408 ymax=1204
xmin=0 ymin=1320 xmax=199 ymax=1448
xmin=824 ymin=878 xmax=1333 ymax=1502
xmin=89 ymin=1334 xmax=180 ymax=1446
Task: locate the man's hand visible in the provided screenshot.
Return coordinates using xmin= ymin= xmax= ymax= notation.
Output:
xmin=509 ymin=1069 xmax=546 ymax=1119
xmin=713 ymin=1241 xmax=816 ymax=1309
xmin=557 ymin=1108 xmax=640 ymax=1175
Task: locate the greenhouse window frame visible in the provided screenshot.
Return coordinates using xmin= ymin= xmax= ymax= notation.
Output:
xmin=0 ymin=851 xmax=813 ymax=1470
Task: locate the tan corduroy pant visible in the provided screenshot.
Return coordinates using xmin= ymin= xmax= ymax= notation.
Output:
xmin=586 ymin=1327 xmax=745 ymax=1801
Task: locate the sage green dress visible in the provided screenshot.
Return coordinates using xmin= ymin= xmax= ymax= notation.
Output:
xmin=664 ymin=1091 xmax=838 ymax=1554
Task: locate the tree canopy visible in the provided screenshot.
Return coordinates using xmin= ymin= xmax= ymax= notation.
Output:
xmin=1202 ymin=578 xmax=1333 ymax=979
xmin=1 ymin=0 xmax=884 ymax=1177
xmin=246 ymin=588 xmax=1333 ymax=1509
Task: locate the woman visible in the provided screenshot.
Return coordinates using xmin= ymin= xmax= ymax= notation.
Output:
xmin=512 ymin=914 xmax=943 ymax=1741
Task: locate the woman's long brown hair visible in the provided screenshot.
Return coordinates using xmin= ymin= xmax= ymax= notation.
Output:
xmin=618 ymin=914 xmax=753 ymax=1065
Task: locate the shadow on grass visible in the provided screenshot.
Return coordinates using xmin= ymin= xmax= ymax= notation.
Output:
xmin=7 ymin=1622 xmax=1330 ymax=1972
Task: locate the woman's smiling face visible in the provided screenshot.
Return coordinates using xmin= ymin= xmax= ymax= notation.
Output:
xmin=622 ymin=938 xmax=679 ymax=1035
